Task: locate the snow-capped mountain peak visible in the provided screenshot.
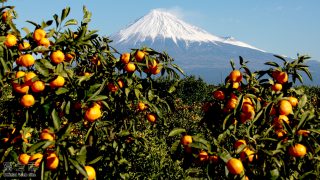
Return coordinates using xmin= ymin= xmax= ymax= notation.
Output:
xmin=111 ymin=9 xmax=264 ymax=52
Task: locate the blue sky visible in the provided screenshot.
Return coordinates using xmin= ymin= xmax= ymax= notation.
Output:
xmin=6 ymin=0 xmax=320 ymax=61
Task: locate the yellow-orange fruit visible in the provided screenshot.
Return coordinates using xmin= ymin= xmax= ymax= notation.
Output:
xmin=85 ymin=106 xmax=102 ymax=122
xmin=50 ymin=76 xmax=65 ymax=88
xmin=18 ymin=154 xmax=30 ymax=165
xmin=29 ymin=153 xmax=43 ymax=167
xmin=181 ymin=135 xmax=192 ymax=146
xmin=125 ymin=62 xmax=136 ymax=73
xmin=20 ymin=94 xmax=35 ymax=107
xmin=279 ymin=100 xmax=293 ymax=116
xmin=289 ymin=143 xmax=307 ymax=157
xmin=147 ymin=113 xmax=156 ymax=123
xmin=33 ymin=29 xmax=46 ymax=42
xmin=226 ymin=158 xmax=244 ymax=175
xmin=31 ymin=80 xmax=45 ymax=93
xmin=135 ymin=50 xmax=145 ymax=62
xmin=121 ymin=53 xmax=130 ymax=64
xmin=20 ymin=54 xmax=35 ymax=67
xmin=46 ymin=152 xmax=59 ymax=170
xmin=229 ymin=70 xmax=242 ymax=82
xmin=4 ymin=34 xmax=17 ymax=47
xmin=84 ymin=166 xmax=96 ymax=180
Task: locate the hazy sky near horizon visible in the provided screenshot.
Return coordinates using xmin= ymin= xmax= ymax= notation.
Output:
xmin=5 ymin=0 xmax=320 ymax=61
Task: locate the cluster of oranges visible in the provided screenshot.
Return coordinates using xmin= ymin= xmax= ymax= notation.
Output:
xmin=120 ymin=50 xmax=162 ymax=75
xmin=182 ymin=66 xmax=311 ymax=178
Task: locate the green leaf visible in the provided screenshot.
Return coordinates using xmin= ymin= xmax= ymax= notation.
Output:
xmin=87 ymin=156 xmax=103 ymax=165
xmin=61 ymin=7 xmax=70 ymax=22
xmin=171 ymin=140 xmax=180 ymax=154
xmin=69 ymin=158 xmax=87 ymax=177
xmin=55 ymin=87 xmax=69 ymax=95
xmin=168 ymin=128 xmax=186 ymax=137
xmin=134 ymin=89 xmax=141 ymax=99
xmin=34 ymin=61 xmax=49 ymax=77
xmin=51 ymin=109 xmax=61 ymax=131
xmin=265 ymin=61 xmax=280 ymax=67
xmin=53 ymin=14 xmax=60 ymax=27
xmin=270 ymin=168 xmax=280 ymax=180
xmin=88 ymin=95 xmax=108 ymax=101
xmin=65 ymin=101 xmax=70 ymax=115
xmin=27 ymin=141 xmax=47 ymax=153
xmin=40 ymin=59 xmax=54 ymax=69
xmin=64 ymin=19 xmax=78 ymax=26
xmin=87 ymin=79 xmax=107 ymax=101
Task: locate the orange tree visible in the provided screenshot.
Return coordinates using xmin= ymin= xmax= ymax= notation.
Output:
xmin=0 ymin=3 xmax=183 ymax=179
xmin=169 ymin=56 xmax=320 ymax=179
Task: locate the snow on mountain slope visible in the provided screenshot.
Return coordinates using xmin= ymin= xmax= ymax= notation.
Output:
xmin=111 ymin=9 xmax=265 ymax=52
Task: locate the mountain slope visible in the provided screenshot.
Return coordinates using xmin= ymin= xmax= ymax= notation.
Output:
xmin=110 ymin=9 xmax=319 ymax=85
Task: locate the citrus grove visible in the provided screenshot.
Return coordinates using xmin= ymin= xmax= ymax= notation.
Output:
xmin=0 ymin=2 xmax=319 ymax=179
xmin=0 ymin=3 xmax=183 ymax=179
xmin=169 ymin=57 xmax=320 ymax=179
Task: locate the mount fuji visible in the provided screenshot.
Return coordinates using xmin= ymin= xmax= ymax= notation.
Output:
xmin=110 ymin=9 xmax=318 ymax=85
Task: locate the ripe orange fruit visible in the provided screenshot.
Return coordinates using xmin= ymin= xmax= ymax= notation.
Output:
xmin=20 ymin=94 xmax=35 ymax=107
xmin=229 ymin=70 xmax=242 ymax=82
xmin=273 ymin=115 xmax=290 ymax=129
xmin=12 ymin=83 xmax=29 ymax=94
xmin=2 ymin=11 xmax=9 ymax=21
xmin=84 ymin=72 xmax=91 ymax=76
xmin=226 ymin=158 xmax=244 ymax=175
xmin=84 ymin=166 xmax=96 ymax=180
xmin=65 ymin=53 xmax=75 ymax=62
xmin=288 ymin=96 xmax=298 ymax=107
xmin=296 ymin=130 xmax=310 ymax=137
xmin=234 ymin=139 xmax=246 ymax=150
xmin=147 ymin=113 xmax=156 ymax=123
xmin=275 ymin=71 xmax=288 ymax=84
xmin=209 ymin=155 xmax=219 ymax=163
xmin=275 ymin=129 xmax=287 ymax=138
xmin=138 ymin=102 xmax=147 ymax=111
xmin=232 ymin=82 xmax=240 ymax=89
xmin=46 ymin=152 xmax=59 ymax=170
xmin=240 ymin=112 xmax=254 ymax=123
xmin=151 ymin=67 xmax=161 ymax=75
xmin=4 ymin=34 xmax=17 ymax=47
xmin=85 ymin=106 xmax=102 ymax=122
xmin=18 ymin=42 xmax=31 ymax=51
xmin=213 ymin=90 xmax=225 ymax=100
xmin=242 ymin=103 xmax=254 ymax=113
xmin=199 ymin=150 xmax=209 ymax=161
xmin=279 ymin=100 xmax=293 ymax=115
xmin=181 ymin=135 xmax=192 ymax=146
xmin=31 ymin=80 xmax=45 ymax=93
xmin=33 ymin=29 xmax=46 ymax=42
xmin=24 ymin=72 xmax=37 ymax=85
xmin=272 ymin=83 xmax=282 ymax=92
xmin=240 ymin=149 xmax=256 ymax=162
xmin=29 ymin=153 xmax=43 ymax=167
xmin=50 ymin=76 xmax=65 ymax=88
xmin=117 ymin=79 xmax=124 ymax=88
xmin=18 ymin=154 xmax=30 ymax=165
xmin=20 ymin=54 xmax=35 ymax=67
xmin=121 ymin=53 xmax=130 ymax=64
xmin=125 ymin=62 xmax=136 ymax=73
xmin=135 ymin=50 xmax=145 ymax=62
xmin=107 ymin=82 xmax=118 ymax=92
xmin=50 ymin=50 xmax=65 ymax=64
xmin=289 ymin=143 xmax=307 ymax=157
xmin=40 ymin=129 xmax=55 ymax=141
xmin=15 ymin=71 xmax=26 ymax=78
xmin=38 ymin=37 xmax=50 ymax=47
xmin=227 ymin=97 xmax=238 ymax=109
